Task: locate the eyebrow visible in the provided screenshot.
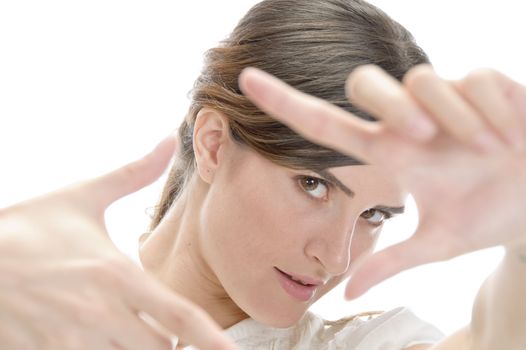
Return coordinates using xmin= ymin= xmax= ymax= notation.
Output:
xmin=313 ymin=169 xmax=406 ymax=216
xmin=314 ymin=169 xmax=355 ymax=197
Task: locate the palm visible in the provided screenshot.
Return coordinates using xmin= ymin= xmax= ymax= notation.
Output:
xmin=338 ymin=128 xmax=526 ymax=298
xmin=379 ymin=130 xmax=526 ymax=259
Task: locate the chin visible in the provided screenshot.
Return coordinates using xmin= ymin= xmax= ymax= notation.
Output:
xmin=221 ymin=270 xmax=320 ymax=328
xmin=238 ymin=293 xmax=311 ymax=328
xmin=251 ymin=308 xmax=307 ymax=328
xmin=245 ymin=286 xmax=330 ymax=328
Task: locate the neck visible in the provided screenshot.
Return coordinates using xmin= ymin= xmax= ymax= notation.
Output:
xmin=139 ymin=182 xmax=249 ymax=329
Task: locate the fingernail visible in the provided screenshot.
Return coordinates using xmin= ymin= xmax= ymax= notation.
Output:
xmin=239 ymin=67 xmax=266 ymax=95
xmin=407 ymin=116 xmax=437 ymax=141
xmin=474 ymin=132 xmax=502 ymax=153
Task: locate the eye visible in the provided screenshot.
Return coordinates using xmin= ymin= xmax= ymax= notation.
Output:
xmin=361 ymin=208 xmax=392 ymax=226
xmin=297 ymin=176 xmax=329 ymax=200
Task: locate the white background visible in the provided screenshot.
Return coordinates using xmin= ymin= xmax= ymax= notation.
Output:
xmin=1 ymin=0 xmax=524 ymax=337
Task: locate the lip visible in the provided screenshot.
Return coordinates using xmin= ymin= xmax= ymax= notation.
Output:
xmin=274 ymin=267 xmax=323 ymax=302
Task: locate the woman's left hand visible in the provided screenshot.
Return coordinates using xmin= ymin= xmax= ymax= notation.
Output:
xmin=238 ymin=65 xmax=526 ymax=300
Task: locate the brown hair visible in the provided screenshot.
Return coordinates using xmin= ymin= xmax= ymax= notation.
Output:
xmin=149 ymin=0 xmax=429 ymax=231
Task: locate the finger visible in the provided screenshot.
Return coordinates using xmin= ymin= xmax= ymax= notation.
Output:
xmin=238 ymin=67 xmax=381 ymax=165
xmin=86 ymin=133 xmax=177 ymax=210
xmin=0 ymin=317 xmax=36 ymax=350
xmin=403 ymin=65 xmax=505 ymax=153
xmin=346 ymin=64 xmax=437 ymax=142
xmin=123 ymin=270 xmax=236 ymax=350
xmin=105 ymin=305 xmax=172 ymax=350
xmin=344 ymin=230 xmax=452 ymax=300
xmin=454 ymin=68 xmax=526 ymax=152
xmin=508 ymin=78 xmax=526 ymax=121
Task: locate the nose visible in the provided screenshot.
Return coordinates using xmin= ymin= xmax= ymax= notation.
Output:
xmin=304 ymin=216 xmax=357 ymax=276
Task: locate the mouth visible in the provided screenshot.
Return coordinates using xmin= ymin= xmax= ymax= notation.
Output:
xmin=274 ymin=267 xmax=322 ymax=302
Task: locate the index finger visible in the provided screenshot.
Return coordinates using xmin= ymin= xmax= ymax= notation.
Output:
xmin=238 ymin=67 xmax=380 ymax=165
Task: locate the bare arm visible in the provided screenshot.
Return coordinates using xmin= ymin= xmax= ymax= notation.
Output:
xmin=468 ymin=243 xmax=526 ymax=349
xmin=423 ymin=244 xmax=525 ymax=350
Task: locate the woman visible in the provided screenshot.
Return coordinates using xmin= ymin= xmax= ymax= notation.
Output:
xmin=1 ymin=0 xmax=525 ymax=350
xmin=139 ymin=0 xmax=443 ymax=348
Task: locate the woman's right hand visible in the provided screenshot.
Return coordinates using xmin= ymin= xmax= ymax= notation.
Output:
xmin=0 ymin=135 xmax=237 ymax=350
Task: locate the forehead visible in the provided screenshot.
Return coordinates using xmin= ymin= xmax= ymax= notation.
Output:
xmin=228 ymin=143 xmax=407 ymax=203
xmin=329 ymin=165 xmax=407 ymax=205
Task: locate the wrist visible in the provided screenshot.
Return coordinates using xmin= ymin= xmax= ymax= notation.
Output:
xmin=505 ymin=240 xmax=526 ymax=256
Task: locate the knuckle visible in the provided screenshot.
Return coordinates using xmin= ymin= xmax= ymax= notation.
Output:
xmin=73 ymin=300 xmax=111 ymax=327
xmin=118 ymin=161 xmax=143 ymax=184
xmin=86 ymin=257 xmax=130 ymax=288
xmin=170 ymin=304 xmax=205 ymax=334
xmin=464 ymin=68 xmax=499 ymax=88
xmin=154 ymin=335 xmax=173 ymax=350
xmin=379 ymin=91 xmax=411 ymax=120
xmin=167 ymin=310 xmax=188 ymax=333
xmin=180 ymin=305 xmax=201 ymax=325
xmin=185 ymin=305 xmax=205 ymax=323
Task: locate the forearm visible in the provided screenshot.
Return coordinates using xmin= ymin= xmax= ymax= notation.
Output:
xmin=470 ymin=243 xmax=526 ymax=349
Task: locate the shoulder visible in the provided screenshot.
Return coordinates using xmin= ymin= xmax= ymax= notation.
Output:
xmin=321 ymin=307 xmax=445 ymax=350
xmin=221 ymin=307 xmax=444 ymax=350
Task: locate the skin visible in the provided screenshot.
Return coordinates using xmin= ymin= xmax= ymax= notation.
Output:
xmin=139 ymin=107 xmax=407 ymax=330
xmin=0 ymin=136 xmax=237 ymax=350
xmin=238 ymin=64 xmax=526 ymax=349
xmin=1 ymin=64 xmax=525 ymax=349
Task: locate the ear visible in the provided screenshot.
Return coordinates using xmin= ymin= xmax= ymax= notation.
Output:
xmin=193 ymin=108 xmax=231 ymax=184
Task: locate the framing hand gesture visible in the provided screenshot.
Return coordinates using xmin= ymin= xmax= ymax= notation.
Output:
xmin=239 ymin=65 xmax=526 ymax=300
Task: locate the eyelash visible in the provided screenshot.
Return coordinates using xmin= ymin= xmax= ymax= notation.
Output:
xmin=296 ymin=175 xmax=394 ymax=226
xmin=296 ymin=175 xmax=331 ymax=201
xmin=361 ymin=208 xmax=393 ymax=227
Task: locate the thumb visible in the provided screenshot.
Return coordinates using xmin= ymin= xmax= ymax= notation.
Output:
xmin=344 ymin=231 xmax=444 ymax=300
xmin=86 ymin=133 xmax=178 ymax=210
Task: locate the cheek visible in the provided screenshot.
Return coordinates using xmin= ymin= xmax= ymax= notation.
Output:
xmin=200 ymin=174 xmax=327 ymax=325
xmin=238 ymin=187 xmax=333 ymax=259
xmin=202 ymin=176 xmax=290 ymax=273
xmin=350 ymin=224 xmax=381 ymax=263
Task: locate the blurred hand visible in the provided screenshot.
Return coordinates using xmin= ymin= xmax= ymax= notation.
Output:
xmin=0 ymin=135 xmax=236 ymax=350
xmin=239 ymin=65 xmax=526 ymax=300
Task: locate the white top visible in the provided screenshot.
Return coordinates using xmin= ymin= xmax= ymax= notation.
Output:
xmin=183 ymin=306 xmax=444 ymax=349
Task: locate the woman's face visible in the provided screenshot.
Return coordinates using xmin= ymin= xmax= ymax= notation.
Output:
xmin=199 ymin=138 xmax=407 ymax=327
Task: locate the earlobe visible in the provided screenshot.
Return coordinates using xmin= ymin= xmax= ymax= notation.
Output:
xmin=193 ymin=108 xmax=230 ymax=184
